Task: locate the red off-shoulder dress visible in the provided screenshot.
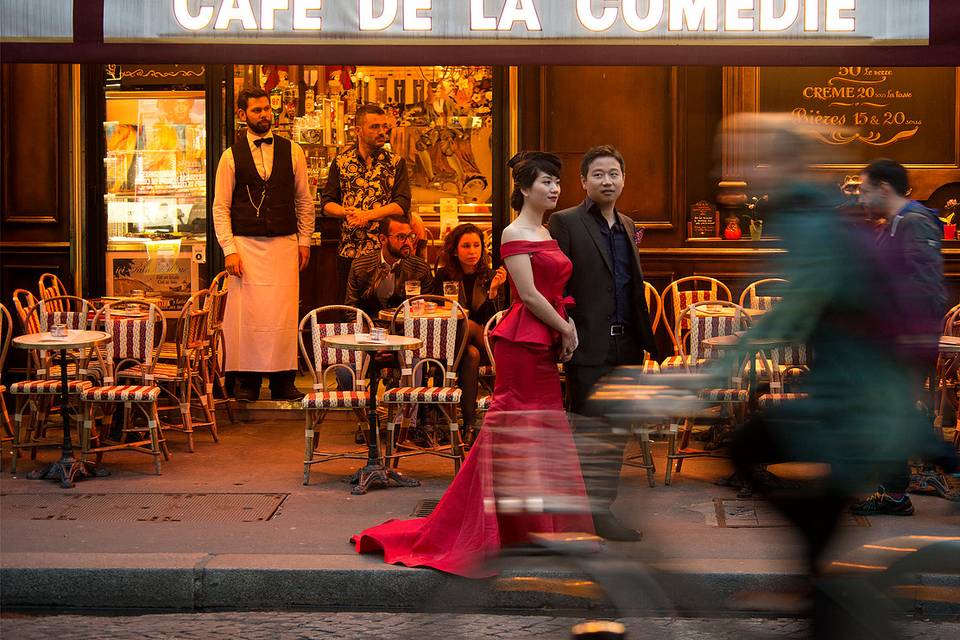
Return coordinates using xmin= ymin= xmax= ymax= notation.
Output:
xmin=351 ymin=240 xmax=594 ymax=577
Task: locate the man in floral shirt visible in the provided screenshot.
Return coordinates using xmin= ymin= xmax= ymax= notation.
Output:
xmin=321 ymin=104 xmax=412 ymax=303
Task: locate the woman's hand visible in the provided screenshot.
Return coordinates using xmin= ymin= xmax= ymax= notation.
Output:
xmin=560 ymin=318 xmax=578 ymax=362
xmin=488 ymin=267 xmax=507 ymax=298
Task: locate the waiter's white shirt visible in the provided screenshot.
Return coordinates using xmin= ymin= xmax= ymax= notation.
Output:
xmin=212 ymin=129 xmax=315 ymax=254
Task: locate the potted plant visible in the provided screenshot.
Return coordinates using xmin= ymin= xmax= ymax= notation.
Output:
xmin=742 ymin=195 xmax=768 ymax=240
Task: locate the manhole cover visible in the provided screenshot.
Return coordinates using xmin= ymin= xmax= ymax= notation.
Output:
xmin=714 ymin=498 xmax=869 ymax=528
xmin=411 ymin=498 xmax=441 ymax=517
xmin=1 ymin=493 xmax=287 ymax=522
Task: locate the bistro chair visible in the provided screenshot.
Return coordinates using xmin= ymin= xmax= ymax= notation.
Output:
xmin=666 ymin=300 xmax=750 ymax=485
xmin=477 ymin=309 xmax=509 ymax=412
xmin=381 ymin=295 xmax=469 ymax=473
xmin=81 ymin=301 xmax=168 ymax=474
xmin=756 ymin=342 xmax=810 ymax=410
xmin=474 ymin=309 xmax=509 ymax=431
xmin=660 ymin=276 xmax=731 ymax=371
xmin=738 ymin=278 xmax=788 ymax=311
xmin=119 ymin=289 xmax=215 ymax=452
xmin=38 ymin=273 xmax=70 ymax=311
xmin=299 ymin=305 xmax=374 ymax=485
xmin=204 ymin=271 xmax=233 ymax=422
xmin=12 ymin=289 xmax=40 ymax=335
xmin=8 ymin=296 xmax=96 ymax=473
xmin=641 ymin=281 xmax=663 ymax=374
xmin=0 ymin=304 xmax=14 ymax=469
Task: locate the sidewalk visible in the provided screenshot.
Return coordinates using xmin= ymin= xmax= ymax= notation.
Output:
xmin=2 ymin=407 xmax=958 ymax=614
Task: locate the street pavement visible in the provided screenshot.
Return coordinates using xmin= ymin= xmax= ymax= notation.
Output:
xmin=1 ymin=612 xmax=958 ymax=639
xmin=2 ymin=408 xmax=958 ymax=614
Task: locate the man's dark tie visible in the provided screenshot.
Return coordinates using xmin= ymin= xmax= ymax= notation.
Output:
xmin=254 ymin=137 xmax=273 ymax=147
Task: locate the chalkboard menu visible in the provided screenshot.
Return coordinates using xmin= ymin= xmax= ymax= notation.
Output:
xmin=689 ymin=200 xmax=718 ymax=238
xmin=758 ymin=67 xmax=958 ymax=166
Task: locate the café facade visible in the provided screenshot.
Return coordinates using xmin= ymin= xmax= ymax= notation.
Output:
xmin=2 ymin=0 xmax=959 ymax=356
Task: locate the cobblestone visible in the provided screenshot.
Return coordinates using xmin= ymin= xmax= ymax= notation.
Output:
xmin=1 ymin=612 xmax=957 ymax=640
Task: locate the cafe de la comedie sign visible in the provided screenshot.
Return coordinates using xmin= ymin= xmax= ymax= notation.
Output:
xmin=97 ymin=0 xmax=930 ymax=45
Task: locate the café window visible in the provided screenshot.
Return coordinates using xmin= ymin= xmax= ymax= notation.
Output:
xmin=232 ymin=64 xmax=496 ymax=243
xmin=102 ymin=77 xmax=207 ymax=311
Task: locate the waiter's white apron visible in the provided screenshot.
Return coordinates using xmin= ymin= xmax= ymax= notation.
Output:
xmin=223 ymin=235 xmax=299 ymax=372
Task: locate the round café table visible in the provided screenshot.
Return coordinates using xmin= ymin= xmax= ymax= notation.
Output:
xmin=321 ymin=333 xmax=423 ymax=495
xmin=12 ymin=329 xmax=111 ymax=488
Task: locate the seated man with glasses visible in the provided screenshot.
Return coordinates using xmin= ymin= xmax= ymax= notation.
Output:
xmin=345 ymin=214 xmax=433 ymax=318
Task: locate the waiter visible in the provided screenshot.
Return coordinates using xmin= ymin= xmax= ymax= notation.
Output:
xmin=213 ymin=87 xmax=315 ymax=402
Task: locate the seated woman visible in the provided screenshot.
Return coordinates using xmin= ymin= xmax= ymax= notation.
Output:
xmin=434 ymin=223 xmax=507 ymax=436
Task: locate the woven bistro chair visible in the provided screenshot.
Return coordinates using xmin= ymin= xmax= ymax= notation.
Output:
xmin=641 ymin=281 xmax=663 ymax=374
xmin=119 ymin=290 xmax=215 ymax=452
xmin=12 ymin=289 xmax=40 ymax=334
xmin=381 ymin=295 xmax=470 ymax=473
xmin=81 ymin=301 xmax=168 ymax=474
xmin=756 ymin=342 xmax=810 ymax=410
xmin=0 ymin=304 xmax=14 ymax=469
xmin=660 ymin=276 xmax=731 ymax=371
xmin=299 ymin=305 xmax=374 ymax=485
xmin=38 ymin=273 xmax=70 ymax=311
xmin=474 ymin=309 xmax=509 ymax=430
xmin=8 ymin=296 xmax=96 ymax=473
xmin=738 ymin=277 xmax=788 ymax=311
xmin=204 ymin=271 xmax=233 ymax=422
xmin=666 ymin=300 xmax=751 ymax=485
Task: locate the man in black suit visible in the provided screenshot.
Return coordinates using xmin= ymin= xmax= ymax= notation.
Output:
xmin=548 ymin=145 xmax=659 ymax=541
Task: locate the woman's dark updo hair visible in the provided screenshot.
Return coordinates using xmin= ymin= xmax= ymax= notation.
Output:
xmin=441 ymin=223 xmax=491 ymax=280
xmin=507 ymin=151 xmax=562 ymax=212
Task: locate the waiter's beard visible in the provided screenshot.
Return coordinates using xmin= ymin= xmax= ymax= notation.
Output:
xmin=247 ymin=119 xmax=272 ymax=135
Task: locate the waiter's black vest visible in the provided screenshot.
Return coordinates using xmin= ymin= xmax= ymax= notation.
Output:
xmin=230 ymin=133 xmax=298 ymax=237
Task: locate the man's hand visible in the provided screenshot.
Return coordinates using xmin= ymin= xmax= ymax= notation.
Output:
xmin=225 ymin=253 xmax=243 ymax=278
xmin=346 ymin=209 xmax=368 ymax=227
xmin=298 ymin=246 xmax=311 ymax=272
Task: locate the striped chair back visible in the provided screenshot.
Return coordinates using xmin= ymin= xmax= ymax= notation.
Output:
xmin=662 ymin=277 xmax=731 ymax=354
xmin=681 ymin=301 xmax=749 ymax=366
xmin=12 ymin=289 xmax=39 ymax=334
xmin=22 ymin=297 xmax=95 ymax=376
xmin=299 ymin=306 xmax=373 ymax=392
xmin=739 ymin=278 xmax=789 ymax=311
xmin=38 ymin=273 xmax=69 ymax=312
xmin=396 ymin=295 xmax=467 ymax=385
xmin=94 ymin=302 xmax=165 ymax=384
xmin=33 ymin=296 xmax=92 ymax=332
xmin=767 ymin=343 xmax=809 ymax=392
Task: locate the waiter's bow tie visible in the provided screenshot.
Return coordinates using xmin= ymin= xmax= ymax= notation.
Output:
xmin=254 ymin=137 xmax=273 ymax=147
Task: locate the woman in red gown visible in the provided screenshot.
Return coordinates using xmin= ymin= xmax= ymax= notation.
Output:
xmin=351 ymin=152 xmax=594 ymax=577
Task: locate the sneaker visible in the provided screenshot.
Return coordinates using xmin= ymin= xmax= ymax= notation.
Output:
xmin=850 ymin=488 xmax=915 ymax=516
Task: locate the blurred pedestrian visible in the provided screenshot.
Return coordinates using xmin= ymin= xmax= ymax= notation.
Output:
xmin=723 ymin=114 xmax=936 ymax=639
xmin=852 ymin=158 xmax=947 ymax=516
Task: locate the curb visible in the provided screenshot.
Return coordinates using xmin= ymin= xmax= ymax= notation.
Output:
xmin=3 ymin=553 xmax=957 ymax=616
